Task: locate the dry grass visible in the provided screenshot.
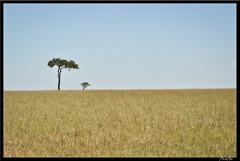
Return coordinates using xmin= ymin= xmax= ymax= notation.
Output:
xmin=3 ymin=89 xmax=236 ymax=157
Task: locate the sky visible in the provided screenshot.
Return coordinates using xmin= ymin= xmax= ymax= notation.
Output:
xmin=3 ymin=3 xmax=236 ymax=90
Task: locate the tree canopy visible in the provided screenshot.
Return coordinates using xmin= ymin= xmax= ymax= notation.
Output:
xmin=48 ymin=58 xmax=79 ymax=70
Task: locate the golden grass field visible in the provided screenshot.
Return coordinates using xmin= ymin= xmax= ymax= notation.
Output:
xmin=3 ymin=89 xmax=236 ymax=157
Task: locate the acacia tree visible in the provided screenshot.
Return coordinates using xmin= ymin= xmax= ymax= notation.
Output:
xmin=48 ymin=58 xmax=79 ymax=90
xmin=81 ymin=82 xmax=91 ymax=90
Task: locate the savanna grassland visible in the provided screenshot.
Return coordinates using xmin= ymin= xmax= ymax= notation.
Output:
xmin=3 ymin=89 xmax=236 ymax=157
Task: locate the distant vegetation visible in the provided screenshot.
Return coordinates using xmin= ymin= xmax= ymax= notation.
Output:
xmin=4 ymin=89 xmax=236 ymax=157
xmin=81 ymin=82 xmax=91 ymax=90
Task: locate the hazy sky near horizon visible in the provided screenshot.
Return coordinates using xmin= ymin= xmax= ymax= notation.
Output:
xmin=4 ymin=3 xmax=236 ymax=90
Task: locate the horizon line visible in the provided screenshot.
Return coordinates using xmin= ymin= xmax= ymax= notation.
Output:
xmin=3 ymin=88 xmax=236 ymax=92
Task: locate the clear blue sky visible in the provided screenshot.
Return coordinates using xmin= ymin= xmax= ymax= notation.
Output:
xmin=4 ymin=3 xmax=236 ymax=90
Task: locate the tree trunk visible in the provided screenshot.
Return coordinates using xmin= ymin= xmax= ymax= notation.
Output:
xmin=58 ymin=68 xmax=61 ymax=90
xmin=58 ymin=73 xmax=60 ymax=90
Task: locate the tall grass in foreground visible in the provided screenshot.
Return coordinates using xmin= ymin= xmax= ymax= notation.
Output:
xmin=4 ymin=89 xmax=236 ymax=157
